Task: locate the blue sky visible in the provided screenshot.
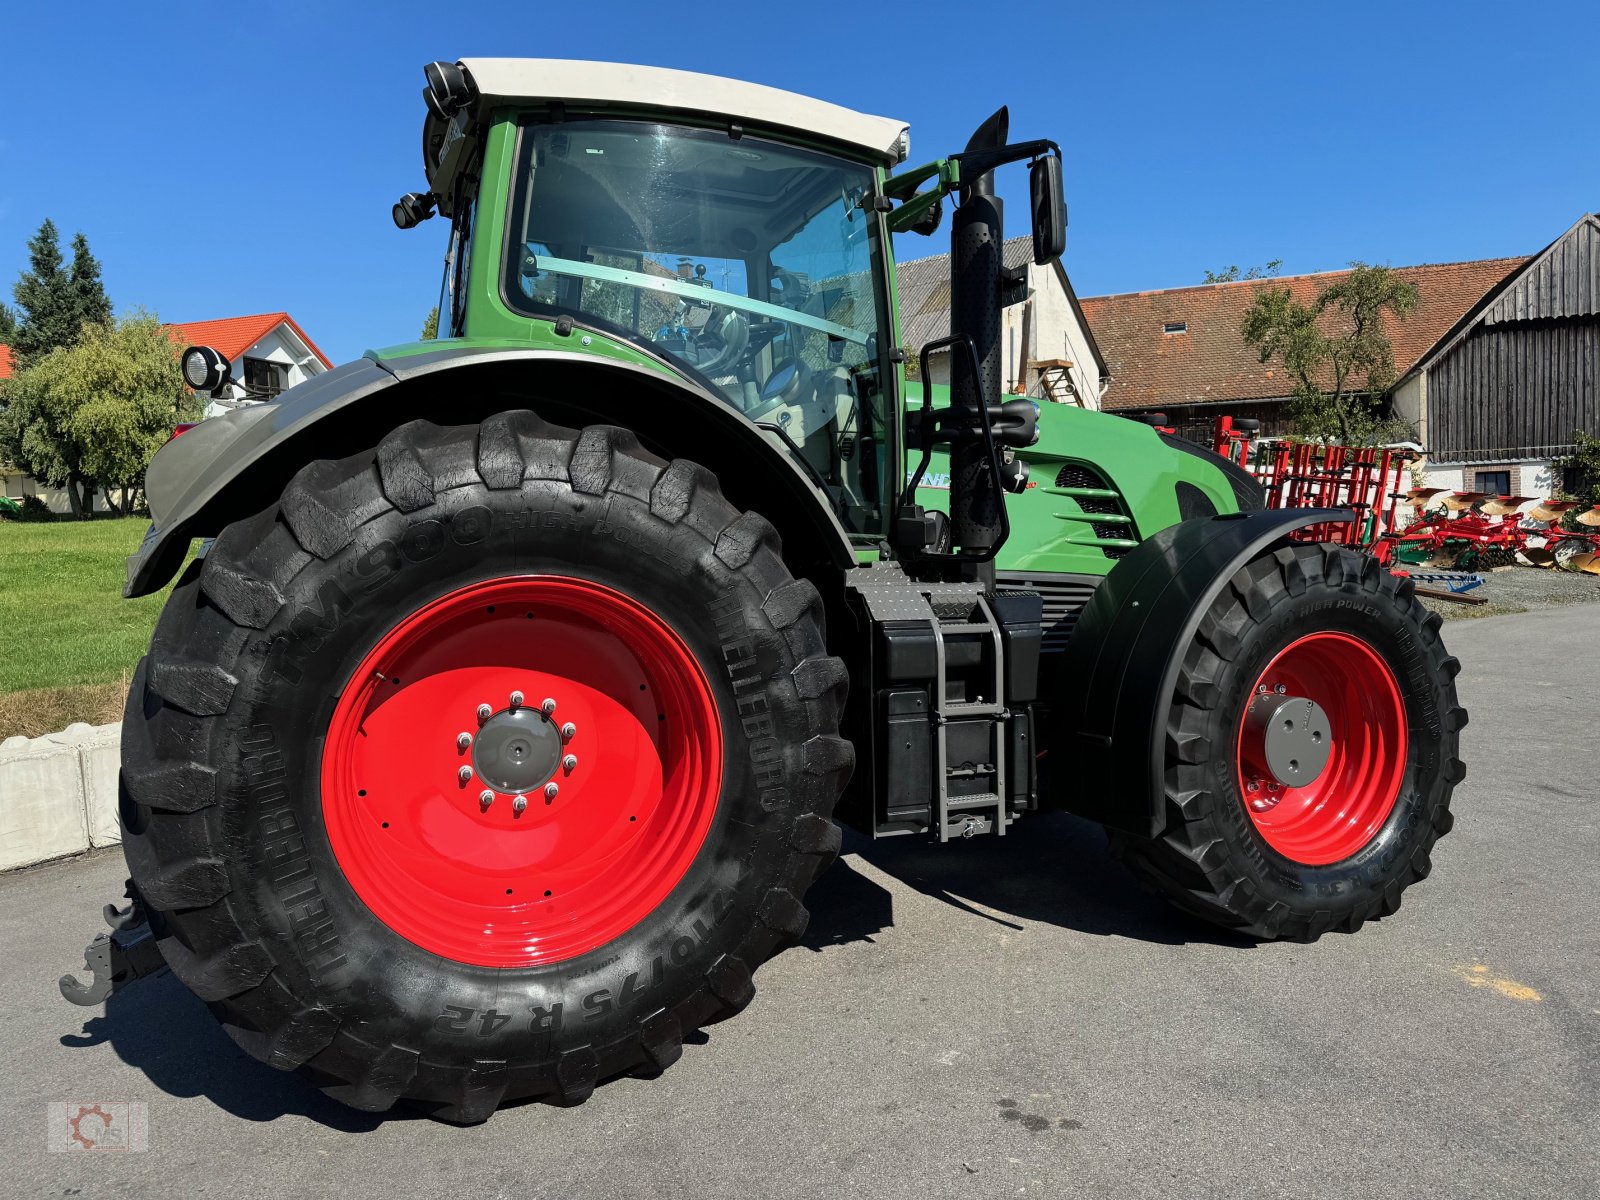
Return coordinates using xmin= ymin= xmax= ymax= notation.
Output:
xmin=3 ymin=1 xmax=1596 ymax=362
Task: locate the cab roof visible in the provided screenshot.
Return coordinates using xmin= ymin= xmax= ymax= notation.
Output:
xmin=454 ymin=58 xmax=910 ymax=165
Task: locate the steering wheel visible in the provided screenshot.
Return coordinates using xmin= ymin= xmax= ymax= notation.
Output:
xmin=770 ymin=268 xmax=812 ymax=311
xmin=691 ymin=308 xmax=750 ymax=376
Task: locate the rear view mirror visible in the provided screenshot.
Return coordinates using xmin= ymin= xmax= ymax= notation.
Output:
xmin=1030 ymin=155 xmax=1066 ymax=264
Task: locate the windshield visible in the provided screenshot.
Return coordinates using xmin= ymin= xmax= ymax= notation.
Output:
xmin=504 ymin=119 xmax=894 ymax=537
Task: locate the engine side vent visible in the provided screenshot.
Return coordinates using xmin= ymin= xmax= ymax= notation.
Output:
xmin=1051 ymin=462 xmax=1136 ymax=559
xmin=996 ymin=572 xmax=1100 ymax=654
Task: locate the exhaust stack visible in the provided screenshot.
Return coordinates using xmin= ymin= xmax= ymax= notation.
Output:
xmin=948 ymin=107 xmax=1009 ymax=560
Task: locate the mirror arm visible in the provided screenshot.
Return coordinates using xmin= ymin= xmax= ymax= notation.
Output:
xmin=883 ymin=158 xmax=963 ymax=235
xmin=951 ymin=139 xmax=1060 ymax=182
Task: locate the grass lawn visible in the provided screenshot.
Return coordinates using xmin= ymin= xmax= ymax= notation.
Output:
xmin=0 ymin=517 xmax=189 ymax=738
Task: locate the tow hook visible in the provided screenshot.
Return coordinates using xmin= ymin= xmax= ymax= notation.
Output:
xmin=59 ymin=881 xmax=167 ymax=1006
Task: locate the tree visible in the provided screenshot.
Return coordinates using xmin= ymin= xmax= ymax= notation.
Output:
xmin=68 ymin=233 xmax=113 ymax=331
xmin=0 ymin=302 xmax=16 ymax=342
xmin=420 ymin=306 xmax=439 ymax=340
xmin=1552 ymin=429 xmax=1600 ymax=530
xmin=1203 ymin=259 xmax=1283 ymax=284
xmin=0 ymin=312 xmax=200 ymax=518
xmin=8 ymin=220 xmax=114 ymax=369
xmin=1240 ymin=262 xmax=1418 ymax=446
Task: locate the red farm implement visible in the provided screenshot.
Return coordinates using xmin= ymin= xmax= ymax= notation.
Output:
xmin=1208 ymin=417 xmax=1600 ymax=573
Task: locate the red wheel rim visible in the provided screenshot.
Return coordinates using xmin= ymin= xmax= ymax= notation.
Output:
xmin=1234 ymin=632 xmax=1407 ymax=865
xmin=321 ymin=577 xmax=723 ymax=967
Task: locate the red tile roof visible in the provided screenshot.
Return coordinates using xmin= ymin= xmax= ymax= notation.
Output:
xmin=168 ymin=312 xmax=333 ymax=369
xmin=0 ymin=344 xmax=12 ymax=381
xmin=1081 ymin=258 xmax=1529 ymax=412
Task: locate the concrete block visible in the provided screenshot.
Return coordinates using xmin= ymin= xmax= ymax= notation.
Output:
xmin=78 ymin=726 xmax=123 ymax=848
xmin=0 ymin=731 xmax=91 ymax=871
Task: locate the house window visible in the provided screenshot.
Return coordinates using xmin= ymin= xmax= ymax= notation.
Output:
xmin=1162 ymin=321 xmax=1187 ymax=334
xmin=1475 ymin=469 xmax=1510 ymax=496
xmin=243 ymin=357 xmax=288 ymax=398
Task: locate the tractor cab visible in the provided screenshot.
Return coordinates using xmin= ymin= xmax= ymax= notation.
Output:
xmin=407 ymin=59 xmax=914 ymax=539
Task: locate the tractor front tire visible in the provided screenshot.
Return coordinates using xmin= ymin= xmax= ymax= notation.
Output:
xmin=1110 ymin=543 xmax=1465 ymax=941
xmin=119 ymin=412 xmax=851 ymax=1119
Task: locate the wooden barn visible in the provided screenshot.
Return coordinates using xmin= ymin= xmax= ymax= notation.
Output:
xmin=1392 ymin=213 xmax=1600 ymax=495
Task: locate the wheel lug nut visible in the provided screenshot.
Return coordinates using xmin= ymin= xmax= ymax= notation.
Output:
xmin=512 ymin=794 xmax=528 ymax=814
xmin=479 ymin=789 xmax=495 ymax=808
xmin=562 ymin=754 xmax=577 ymax=773
xmin=561 ymin=722 xmax=576 ymax=742
xmin=1246 ymin=780 xmax=1260 ymax=793
xmin=457 ymin=732 xmax=473 ymax=751
xmin=1274 ymin=684 xmax=1287 ymax=694
xmin=476 ymin=703 xmax=493 ymax=722
xmin=544 ymin=782 xmax=560 ymax=801
xmin=510 ymin=690 xmax=524 ymax=709
xmin=541 ymin=698 xmax=557 ymax=716
xmin=458 ymin=766 xmax=473 ymax=784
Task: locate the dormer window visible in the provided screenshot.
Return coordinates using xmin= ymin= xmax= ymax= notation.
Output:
xmin=1162 ymin=321 xmax=1187 ymax=335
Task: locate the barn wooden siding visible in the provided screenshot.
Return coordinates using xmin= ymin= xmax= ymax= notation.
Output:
xmin=1429 ymin=217 xmax=1600 ymax=463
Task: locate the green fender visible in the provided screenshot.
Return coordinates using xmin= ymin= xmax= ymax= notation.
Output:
xmin=1053 ymin=507 xmax=1354 ymax=837
xmin=128 ymin=346 xmax=857 ymax=597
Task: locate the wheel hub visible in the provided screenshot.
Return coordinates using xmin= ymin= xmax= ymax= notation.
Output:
xmin=1242 ymin=691 xmax=1332 ymax=797
xmin=471 ymin=706 xmax=564 ymax=795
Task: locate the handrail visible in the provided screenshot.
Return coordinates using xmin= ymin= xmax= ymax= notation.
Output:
xmin=527 ymin=254 xmax=869 ymax=345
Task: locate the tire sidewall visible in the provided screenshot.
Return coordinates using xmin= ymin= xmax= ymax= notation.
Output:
xmin=1201 ymin=573 xmax=1451 ymax=904
xmin=218 ymin=475 xmax=809 ymax=1069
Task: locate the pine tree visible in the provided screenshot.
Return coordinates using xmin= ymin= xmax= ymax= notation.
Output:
xmin=0 ymin=302 xmax=17 ymax=343
xmin=10 ymin=220 xmax=70 ymax=367
xmin=69 ymin=233 xmax=112 ymax=331
xmin=9 ymin=221 xmax=113 ymax=369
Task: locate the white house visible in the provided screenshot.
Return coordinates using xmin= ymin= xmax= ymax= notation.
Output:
xmin=895 ymin=235 xmax=1110 ymax=408
xmin=171 ymin=312 xmax=332 ymax=418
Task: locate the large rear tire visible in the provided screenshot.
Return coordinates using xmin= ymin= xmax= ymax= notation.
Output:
xmin=1109 ymin=544 xmax=1465 ymax=941
xmin=120 ymin=412 xmax=851 ymax=1119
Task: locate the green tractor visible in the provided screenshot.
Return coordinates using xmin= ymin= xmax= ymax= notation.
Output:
xmin=65 ymin=59 xmax=1464 ymax=1120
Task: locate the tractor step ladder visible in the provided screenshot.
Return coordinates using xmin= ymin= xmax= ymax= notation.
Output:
xmin=927 ymin=590 xmax=1009 ymax=841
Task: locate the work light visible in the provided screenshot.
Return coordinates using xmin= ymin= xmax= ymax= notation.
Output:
xmin=181 ymin=345 xmax=231 ymax=394
xmin=423 ymin=61 xmax=474 ymax=119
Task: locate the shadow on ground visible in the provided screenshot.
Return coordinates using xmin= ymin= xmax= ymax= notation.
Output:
xmin=803 ymin=812 xmax=1255 ymax=951
xmin=57 ymin=815 xmax=1246 ymax=1123
xmin=60 ymin=972 xmax=397 ymax=1131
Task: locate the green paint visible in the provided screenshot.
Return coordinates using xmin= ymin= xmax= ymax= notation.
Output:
xmin=909 ymin=392 xmax=1243 ymax=576
xmin=371 ymin=108 xmax=1246 ymax=579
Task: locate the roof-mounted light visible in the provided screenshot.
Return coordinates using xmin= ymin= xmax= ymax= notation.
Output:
xmin=422 ymin=60 xmax=475 ymax=119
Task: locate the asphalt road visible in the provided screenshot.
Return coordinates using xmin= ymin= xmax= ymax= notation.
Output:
xmin=4 ymin=606 xmax=1597 ymax=1199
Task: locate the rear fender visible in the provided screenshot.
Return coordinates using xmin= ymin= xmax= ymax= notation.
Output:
xmin=1053 ymin=508 xmax=1354 ymax=837
xmin=128 ymin=347 xmax=858 ymax=596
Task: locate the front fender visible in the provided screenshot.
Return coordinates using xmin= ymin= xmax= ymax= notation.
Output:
xmin=1053 ymin=508 xmax=1354 ymax=837
xmin=128 ymin=346 xmax=857 ymax=596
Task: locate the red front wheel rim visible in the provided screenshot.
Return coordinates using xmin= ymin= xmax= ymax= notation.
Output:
xmin=1234 ymin=631 xmax=1408 ymax=865
xmin=321 ymin=576 xmax=723 ymax=967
